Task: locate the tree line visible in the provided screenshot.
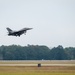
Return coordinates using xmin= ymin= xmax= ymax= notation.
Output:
xmin=0 ymin=45 xmax=75 ymax=60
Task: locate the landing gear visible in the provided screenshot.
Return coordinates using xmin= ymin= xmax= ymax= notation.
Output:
xmin=18 ymin=34 xmax=20 ymax=37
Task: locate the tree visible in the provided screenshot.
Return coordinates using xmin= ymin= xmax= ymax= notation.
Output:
xmin=48 ymin=45 xmax=68 ymax=60
xmin=0 ymin=45 xmax=74 ymax=60
xmin=65 ymin=47 xmax=75 ymax=60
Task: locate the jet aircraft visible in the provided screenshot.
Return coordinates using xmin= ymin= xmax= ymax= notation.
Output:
xmin=6 ymin=27 xmax=32 ymax=37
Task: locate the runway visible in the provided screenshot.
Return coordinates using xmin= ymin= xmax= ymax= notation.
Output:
xmin=0 ymin=64 xmax=75 ymax=66
xmin=0 ymin=60 xmax=75 ymax=66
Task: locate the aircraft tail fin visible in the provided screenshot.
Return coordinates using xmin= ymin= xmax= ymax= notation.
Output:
xmin=6 ymin=27 xmax=12 ymax=32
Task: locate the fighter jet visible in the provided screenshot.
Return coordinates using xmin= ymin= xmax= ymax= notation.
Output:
xmin=6 ymin=27 xmax=33 ymax=37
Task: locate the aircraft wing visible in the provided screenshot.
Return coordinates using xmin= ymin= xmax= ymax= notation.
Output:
xmin=15 ymin=29 xmax=26 ymax=36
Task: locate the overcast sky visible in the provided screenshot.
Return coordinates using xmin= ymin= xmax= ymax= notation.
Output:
xmin=0 ymin=0 xmax=75 ymax=47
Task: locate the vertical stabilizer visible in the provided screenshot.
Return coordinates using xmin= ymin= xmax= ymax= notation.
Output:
xmin=6 ymin=27 xmax=12 ymax=32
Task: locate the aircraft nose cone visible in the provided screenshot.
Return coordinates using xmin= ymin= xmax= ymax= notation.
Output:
xmin=27 ymin=28 xmax=33 ymax=30
xmin=29 ymin=28 xmax=33 ymax=30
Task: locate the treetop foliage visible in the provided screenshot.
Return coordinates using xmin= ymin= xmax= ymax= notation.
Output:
xmin=0 ymin=45 xmax=75 ymax=60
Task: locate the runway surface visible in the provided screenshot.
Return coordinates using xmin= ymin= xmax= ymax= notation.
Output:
xmin=0 ymin=61 xmax=75 ymax=66
xmin=0 ymin=64 xmax=75 ymax=66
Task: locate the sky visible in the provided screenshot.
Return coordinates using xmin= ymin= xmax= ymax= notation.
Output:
xmin=0 ymin=0 xmax=75 ymax=47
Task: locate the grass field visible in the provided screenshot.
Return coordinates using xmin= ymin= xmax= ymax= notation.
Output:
xmin=0 ymin=60 xmax=75 ymax=75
